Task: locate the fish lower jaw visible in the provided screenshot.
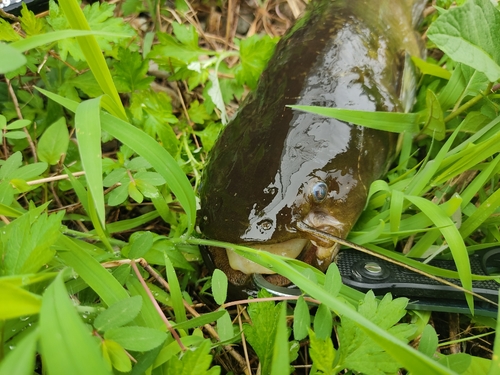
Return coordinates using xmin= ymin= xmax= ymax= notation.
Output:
xmin=226 ymin=238 xmax=309 ymax=275
xmin=311 ymin=241 xmax=341 ymax=270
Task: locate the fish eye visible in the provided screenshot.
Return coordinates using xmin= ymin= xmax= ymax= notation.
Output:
xmin=258 ymin=219 xmax=273 ymax=231
xmin=311 ymin=181 xmax=328 ymax=203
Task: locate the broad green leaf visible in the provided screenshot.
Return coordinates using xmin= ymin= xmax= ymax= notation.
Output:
xmin=0 ymin=43 xmax=26 ymax=74
xmin=438 ymin=353 xmax=472 ymax=373
xmin=39 ymin=274 xmax=112 ymax=375
xmin=0 ymin=282 xmax=42 ymax=319
xmin=0 ymin=327 xmax=38 ymax=375
xmin=418 ymin=325 xmax=439 ymax=358
xmin=288 ymin=105 xmax=419 ymax=133
xmin=101 ymin=339 xmax=132 ymax=372
xmin=128 ymin=231 xmax=154 ymax=259
xmin=324 ymin=262 xmax=342 ymax=297
xmin=293 ymin=296 xmax=310 ymax=341
xmin=427 ymin=0 xmax=500 ymax=82
xmin=125 ymin=277 xmax=165 ymax=331
xmin=172 ymin=310 xmax=226 ymax=332
xmin=37 ymin=117 xmax=70 ymax=165
xmin=313 ymin=304 xmax=332 ymax=340
xmin=104 ymin=326 xmax=167 ymax=351
xmin=212 ymin=269 xmax=228 ymax=305
xmin=422 ymin=90 xmax=445 ymax=140
xmin=0 ymin=151 xmax=22 ymax=180
xmin=216 ymin=310 xmax=234 ymax=343
xmin=94 ymin=295 xmax=143 ymax=332
xmin=412 ymin=56 xmax=451 ymax=80
xmin=6 ymin=119 xmax=31 ymax=129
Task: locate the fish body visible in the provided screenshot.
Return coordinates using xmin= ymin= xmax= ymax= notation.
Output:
xmin=199 ymin=0 xmax=425 ymax=286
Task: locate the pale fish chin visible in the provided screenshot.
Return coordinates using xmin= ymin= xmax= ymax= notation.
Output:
xmin=226 ymin=238 xmax=309 ymax=275
xmin=312 ymin=241 xmax=341 ymax=266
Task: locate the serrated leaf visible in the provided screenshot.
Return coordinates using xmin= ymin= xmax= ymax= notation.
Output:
xmin=309 ymin=329 xmax=336 ymax=374
xmin=20 ymin=2 xmax=45 ymax=36
xmin=427 ymin=0 xmax=500 ymax=82
xmin=1 ymin=208 xmax=62 ymax=276
xmin=164 ymin=340 xmax=220 ymax=374
xmin=338 ymin=292 xmax=415 ymax=375
xmin=94 ymin=295 xmax=143 ymax=332
xmin=187 ymin=100 xmax=211 ymax=124
xmin=244 ymin=291 xmax=281 ymax=375
xmin=212 ymin=269 xmax=228 ymax=305
xmin=37 ymin=117 xmax=70 ymax=165
xmin=235 ymin=34 xmax=277 ymax=90
xmin=104 ymin=326 xmax=167 ymax=351
xmin=0 ymin=19 xmax=21 ymax=42
xmin=114 ymin=49 xmax=154 ymax=92
xmin=150 ymin=26 xmax=209 ymax=63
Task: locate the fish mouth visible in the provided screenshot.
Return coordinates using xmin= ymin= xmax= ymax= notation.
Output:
xmin=225 ymin=212 xmax=344 ymax=276
xmin=226 ymin=238 xmax=310 ymax=274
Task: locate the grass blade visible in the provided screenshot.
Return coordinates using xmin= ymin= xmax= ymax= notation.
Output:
xmin=40 ymin=274 xmax=112 ymax=375
xmin=11 ymin=30 xmax=131 ymax=52
xmin=75 ymin=97 xmax=106 ymax=227
xmin=58 ymin=0 xmax=126 ymax=119
xmin=55 ymin=235 xmax=129 ymax=306
xmin=288 ymin=105 xmax=419 ymax=133
xmin=35 ymin=88 xmax=196 ymax=234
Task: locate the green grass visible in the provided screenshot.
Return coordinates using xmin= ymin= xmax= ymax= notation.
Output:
xmin=0 ymin=0 xmax=499 ymax=374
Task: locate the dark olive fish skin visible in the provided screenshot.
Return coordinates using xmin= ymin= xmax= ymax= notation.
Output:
xmin=199 ymin=0 xmax=425 ymax=286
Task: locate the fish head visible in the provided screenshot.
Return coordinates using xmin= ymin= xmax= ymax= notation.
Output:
xmin=198 ymin=129 xmax=374 ymax=282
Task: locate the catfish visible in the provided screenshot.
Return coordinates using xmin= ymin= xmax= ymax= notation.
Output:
xmin=198 ymin=0 xmax=426 ymax=287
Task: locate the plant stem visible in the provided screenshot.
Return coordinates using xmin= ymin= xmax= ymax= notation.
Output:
xmin=444 ymin=82 xmax=493 ymax=123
